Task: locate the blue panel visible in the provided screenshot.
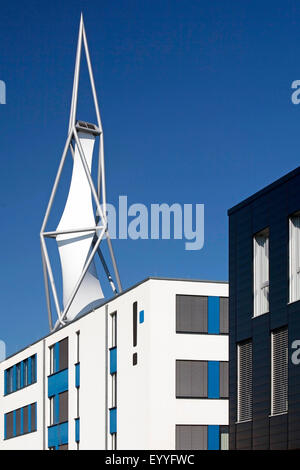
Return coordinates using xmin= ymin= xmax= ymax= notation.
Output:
xmin=75 ymin=363 xmax=80 ymax=388
xmin=48 ymin=426 xmax=56 ymax=447
xmin=75 ymin=418 xmax=80 ymax=442
xmin=13 ymin=365 xmax=17 ymax=392
xmin=48 ymin=422 xmax=68 ymax=448
xmin=208 ymin=361 xmax=220 ymax=399
xmin=28 ymin=404 xmax=31 ymax=433
xmin=208 ymin=296 xmax=220 ymax=334
xmin=34 ymin=402 xmax=37 ymax=431
xmin=59 ymin=421 xmax=68 ymax=445
xmin=208 ymin=425 xmax=219 ymax=450
xmin=54 ymin=343 xmax=59 ymax=373
xmin=20 ymin=407 xmax=24 ymax=435
xmin=4 ymin=370 xmax=7 ymax=395
xmin=13 ymin=410 xmax=16 ymax=437
xmin=139 ymin=310 xmax=144 ymax=324
xmin=110 ymin=408 xmax=117 ymax=434
xmin=28 ymin=357 xmax=32 ymax=386
xmin=48 ymin=368 xmax=68 ymax=397
xmin=110 ymin=347 xmax=117 ymax=375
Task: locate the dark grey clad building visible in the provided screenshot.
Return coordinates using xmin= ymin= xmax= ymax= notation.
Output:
xmin=228 ymin=166 xmax=300 ymax=450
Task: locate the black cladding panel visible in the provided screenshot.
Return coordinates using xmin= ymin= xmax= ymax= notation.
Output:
xmin=229 ymin=166 xmax=300 ymax=449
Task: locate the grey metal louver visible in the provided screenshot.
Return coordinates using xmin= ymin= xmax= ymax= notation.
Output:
xmin=272 ymin=327 xmax=288 ymax=415
xmin=238 ymin=340 xmax=252 ymax=422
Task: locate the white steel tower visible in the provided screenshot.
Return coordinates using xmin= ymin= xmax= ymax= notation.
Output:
xmin=40 ymin=15 xmax=122 ymax=332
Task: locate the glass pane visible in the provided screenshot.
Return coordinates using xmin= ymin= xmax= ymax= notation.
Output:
xmin=220 ymin=432 xmax=229 ymax=450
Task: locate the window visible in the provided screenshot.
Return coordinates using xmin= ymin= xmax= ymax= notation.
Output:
xmin=111 ymin=433 xmax=117 ymax=450
xmin=49 ymin=338 xmax=68 ymax=375
xmin=76 ymin=388 xmax=80 ymax=418
xmin=50 ymin=396 xmax=55 ymax=426
xmin=176 ymin=360 xmax=228 ymax=399
xmin=220 ymin=426 xmax=229 ymax=450
xmin=49 ymin=392 xmax=68 ymax=426
xmin=4 ymin=403 xmax=37 ymax=439
xmin=76 ymin=331 xmax=80 ymax=363
xmin=4 ymin=355 xmax=37 ymax=395
xmin=31 ymin=355 xmax=37 ymax=383
xmin=59 ymin=338 xmax=68 ymax=371
xmin=112 ymin=374 xmax=117 ymax=408
xmin=176 ymin=425 xmax=207 ymax=450
xmin=271 ymin=327 xmax=288 ymax=415
xmin=176 ymin=295 xmax=208 ymax=333
xmin=30 ymin=403 xmax=37 ymax=432
xmin=58 ymin=391 xmax=68 ymax=423
xmin=133 ymin=302 xmax=137 ymax=347
xmin=253 ymin=228 xmax=269 ymax=316
xmin=15 ymin=408 xmax=21 ymax=436
xmin=6 ymin=367 xmax=13 ymax=394
xmin=23 ymin=405 xmax=29 ymax=434
xmin=219 ymin=298 xmax=229 ymax=334
xmin=111 ymin=312 xmax=117 ymax=348
xmin=237 ymin=340 xmax=252 ymax=422
xmin=219 ymin=362 xmax=229 ymax=398
xmin=16 ymin=363 xmax=21 ymax=390
xmin=50 ymin=345 xmax=55 ymax=375
xmin=289 ymin=214 xmax=300 ymax=303
xmin=23 ymin=359 xmax=28 ymax=387
xmin=176 ymin=360 xmax=207 ymax=398
xmin=109 ymin=312 xmax=117 ymax=448
xmin=5 ymin=411 xmax=13 ymax=439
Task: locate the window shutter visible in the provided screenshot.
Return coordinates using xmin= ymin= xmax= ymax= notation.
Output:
xmin=219 ymin=362 xmax=229 ymax=398
xmin=176 ymin=295 xmax=208 ymax=333
xmin=219 ymin=297 xmax=229 ymax=334
xmin=238 ymin=340 xmax=252 ymax=422
xmin=176 ymin=425 xmax=208 ymax=450
xmin=23 ymin=405 xmax=29 ymax=434
xmin=176 ymin=360 xmax=208 ymax=398
xmin=272 ymin=327 xmax=288 ymax=415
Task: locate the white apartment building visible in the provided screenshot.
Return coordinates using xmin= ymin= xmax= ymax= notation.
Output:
xmin=0 ymin=277 xmax=229 ymax=450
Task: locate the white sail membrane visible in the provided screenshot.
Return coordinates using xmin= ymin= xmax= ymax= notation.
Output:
xmin=56 ymin=131 xmax=104 ymax=321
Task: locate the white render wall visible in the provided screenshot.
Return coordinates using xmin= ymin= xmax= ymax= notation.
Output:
xmin=0 ymin=278 xmax=228 ymax=450
xmin=116 ymin=279 xmax=228 ymax=449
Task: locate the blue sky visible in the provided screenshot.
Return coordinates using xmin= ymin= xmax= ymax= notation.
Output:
xmin=1 ymin=0 xmax=300 ymax=355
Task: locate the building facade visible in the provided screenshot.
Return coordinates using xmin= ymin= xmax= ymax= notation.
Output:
xmin=228 ymin=166 xmax=300 ymax=450
xmin=0 ymin=278 xmax=229 ymax=450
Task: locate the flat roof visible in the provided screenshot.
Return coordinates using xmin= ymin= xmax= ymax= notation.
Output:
xmin=228 ymin=165 xmax=300 ymax=216
xmin=3 ymin=276 xmax=228 ymax=362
